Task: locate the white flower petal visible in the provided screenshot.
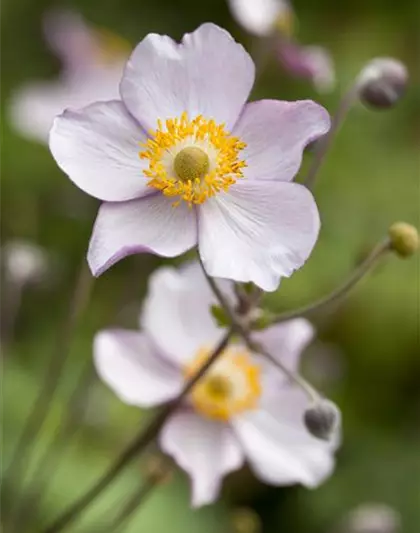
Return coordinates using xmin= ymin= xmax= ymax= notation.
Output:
xmin=228 ymin=0 xmax=289 ymax=37
xmin=49 ymin=100 xmax=150 ymax=201
xmin=232 ymin=388 xmax=336 ymax=488
xmin=88 ymin=195 xmax=198 ymax=276
xmin=198 ymin=180 xmax=320 ymax=291
xmin=160 ymin=411 xmax=244 ymax=507
xmin=254 ymin=319 xmax=314 ymax=375
xmin=94 ymin=330 xmax=182 ymax=407
xmin=233 ymin=99 xmax=330 ymax=182
xmin=141 ymin=262 xmax=232 ymax=367
xmin=120 ymin=23 xmax=255 ymax=132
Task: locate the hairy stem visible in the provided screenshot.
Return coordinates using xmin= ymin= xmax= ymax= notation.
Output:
xmin=198 ymin=257 xmax=320 ymax=402
xmin=269 ymin=238 xmax=391 ymax=325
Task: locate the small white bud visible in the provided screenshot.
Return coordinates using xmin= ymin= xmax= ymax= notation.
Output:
xmin=2 ymin=240 xmax=49 ymax=286
xmin=304 ymin=399 xmax=341 ymax=440
xmin=357 ymin=58 xmax=408 ymax=109
xmin=342 ymin=503 xmax=401 ymax=533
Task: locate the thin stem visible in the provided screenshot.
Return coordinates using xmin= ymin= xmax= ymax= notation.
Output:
xmin=198 ymin=257 xmax=320 ymax=402
xmin=304 ymin=84 xmax=359 ymax=190
xmin=102 ymin=464 xmax=172 ymax=533
xmin=4 ymin=260 xmax=94 ymax=525
xmin=10 ymin=360 xmax=94 ymax=533
xmin=41 ymin=329 xmax=233 ymax=533
xmin=269 ymin=238 xmax=391 ymax=325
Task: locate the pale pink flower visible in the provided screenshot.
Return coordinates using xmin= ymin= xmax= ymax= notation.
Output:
xmin=228 ymin=0 xmax=335 ymax=92
xmin=50 ymin=24 xmax=329 ymax=290
xmin=94 ymin=262 xmax=337 ymax=507
xmin=9 ymin=9 xmax=128 ymax=143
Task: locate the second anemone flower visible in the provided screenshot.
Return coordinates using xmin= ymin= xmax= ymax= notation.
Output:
xmin=94 ymin=262 xmax=337 ymax=506
xmin=50 ymin=24 xmax=330 ymax=290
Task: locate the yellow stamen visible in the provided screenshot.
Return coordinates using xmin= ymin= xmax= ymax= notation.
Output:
xmin=184 ymin=346 xmax=261 ymax=421
xmin=139 ymin=112 xmax=247 ymax=206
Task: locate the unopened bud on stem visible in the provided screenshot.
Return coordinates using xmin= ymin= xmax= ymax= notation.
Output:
xmin=357 ymin=58 xmax=408 ymax=109
xmin=388 ymin=222 xmax=419 ymax=257
xmin=304 ymin=399 xmax=341 ymax=440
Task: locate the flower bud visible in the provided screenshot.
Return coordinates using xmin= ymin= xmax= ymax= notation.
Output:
xmin=388 ymin=222 xmax=419 ymax=257
xmin=303 ymin=399 xmax=341 ymax=441
xmin=231 ymin=507 xmax=262 ymax=533
xmin=341 ymin=503 xmax=401 ymax=533
xmin=2 ymin=240 xmax=49 ymax=286
xmin=357 ymin=58 xmax=408 ymax=109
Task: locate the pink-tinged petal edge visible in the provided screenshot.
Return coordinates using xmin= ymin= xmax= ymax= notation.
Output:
xmin=160 ymin=411 xmax=245 ymax=507
xmin=233 ymin=99 xmax=330 ymax=182
xmin=93 ymin=330 xmax=183 ymax=407
xmin=120 ymin=23 xmax=255 ymax=132
xmin=88 ymin=195 xmax=198 ymax=276
xmin=49 ymin=100 xmax=152 ymax=202
xmin=198 ymin=180 xmax=320 ymax=291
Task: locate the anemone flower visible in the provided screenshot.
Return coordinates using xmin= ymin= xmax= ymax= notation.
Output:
xmin=94 ymin=262 xmax=338 ymax=507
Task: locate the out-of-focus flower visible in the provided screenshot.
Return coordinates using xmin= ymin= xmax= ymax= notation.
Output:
xmin=9 ymin=9 xmax=129 ymax=144
xmin=2 ymin=240 xmax=49 ymax=286
xmin=227 ymin=0 xmax=335 ymax=92
xmin=94 ymin=262 xmax=338 ymax=507
xmin=277 ymin=41 xmax=335 ymax=93
xmin=228 ymin=0 xmax=294 ymax=37
xmin=50 ymin=24 xmax=329 ymax=291
xmin=339 ymin=503 xmax=401 ymax=533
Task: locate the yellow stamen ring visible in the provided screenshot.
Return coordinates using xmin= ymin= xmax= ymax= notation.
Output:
xmin=139 ymin=112 xmax=247 ymax=206
xmin=185 ymin=346 xmax=262 ymax=421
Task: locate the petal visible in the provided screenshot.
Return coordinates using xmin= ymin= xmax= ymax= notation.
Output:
xmin=93 ymin=330 xmax=183 ymax=407
xmin=160 ymin=411 xmax=244 ymax=507
xmin=141 ymin=262 xmax=233 ymax=367
xmin=49 ymin=100 xmax=151 ymax=202
xmin=232 ymin=388 xmax=336 ymax=488
xmin=254 ymin=318 xmax=314 ymax=375
xmin=88 ymin=195 xmax=198 ymax=276
xmin=120 ymin=23 xmax=255 ymax=132
xmin=198 ymin=180 xmax=320 ymax=291
xmin=233 ymin=99 xmax=330 ymax=182
xmin=228 ymin=0 xmax=287 ymax=37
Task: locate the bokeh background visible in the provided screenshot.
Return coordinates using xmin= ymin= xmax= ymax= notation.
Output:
xmin=1 ymin=1 xmax=419 ymax=532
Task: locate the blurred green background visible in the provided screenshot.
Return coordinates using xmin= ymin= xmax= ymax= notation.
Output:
xmin=1 ymin=0 xmax=419 ymax=532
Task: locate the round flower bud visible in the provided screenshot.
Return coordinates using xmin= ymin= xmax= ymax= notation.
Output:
xmin=231 ymin=507 xmax=262 ymax=533
xmin=388 ymin=222 xmax=419 ymax=257
xmin=357 ymin=58 xmax=408 ymax=109
xmin=342 ymin=503 xmax=401 ymax=533
xmin=2 ymin=240 xmax=49 ymax=286
xmin=303 ymin=399 xmax=341 ymax=441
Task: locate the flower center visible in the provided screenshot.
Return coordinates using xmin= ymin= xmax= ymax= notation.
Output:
xmin=184 ymin=346 xmax=261 ymax=421
xmin=139 ymin=112 xmax=247 ymax=206
xmin=174 ymin=146 xmax=210 ymax=182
